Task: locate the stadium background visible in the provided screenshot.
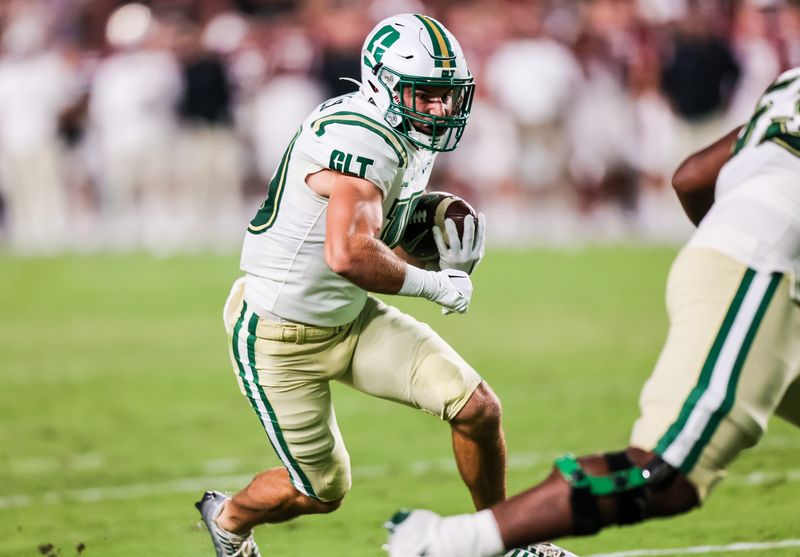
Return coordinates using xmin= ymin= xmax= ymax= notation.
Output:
xmin=1 ymin=0 xmax=799 ymax=556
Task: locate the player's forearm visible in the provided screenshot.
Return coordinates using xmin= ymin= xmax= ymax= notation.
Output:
xmin=328 ymin=234 xmax=407 ymax=294
xmin=393 ymin=245 xmax=429 ymax=270
xmin=328 ymin=236 xmax=467 ymax=312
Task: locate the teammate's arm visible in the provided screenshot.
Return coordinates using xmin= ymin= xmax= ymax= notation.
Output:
xmin=672 ymin=126 xmax=741 ymax=226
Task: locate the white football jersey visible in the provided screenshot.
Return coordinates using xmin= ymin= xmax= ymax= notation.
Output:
xmin=240 ymin=93 xmax=436 ymax=326
xmin=690 ymin=67 xmax=800 ymax=284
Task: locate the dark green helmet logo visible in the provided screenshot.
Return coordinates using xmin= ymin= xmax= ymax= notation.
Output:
xmin=364 ymin=25 xmax=400 ymax=69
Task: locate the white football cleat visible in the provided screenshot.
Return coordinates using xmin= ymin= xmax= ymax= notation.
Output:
xmin=195 ymin=491 xmax=262 ymax=557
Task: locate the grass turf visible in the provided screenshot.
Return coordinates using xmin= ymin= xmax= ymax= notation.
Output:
xmin=1 ymin=247 xmax=798 ymax=556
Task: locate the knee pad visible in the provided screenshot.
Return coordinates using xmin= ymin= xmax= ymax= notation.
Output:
xmin=555 ymin=452 xmax=677 ymax=534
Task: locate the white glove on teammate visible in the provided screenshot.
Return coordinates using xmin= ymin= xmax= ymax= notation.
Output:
xmin=432 ymin=214 xmax=486 ymax=274
xmin=398 ymin=266 xmax=473 ymax=315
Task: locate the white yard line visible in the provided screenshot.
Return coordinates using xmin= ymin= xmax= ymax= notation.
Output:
xmin=587 ymin=539 xmax=800 ymax=557
xmin=0 ymin=450 xmax=548 ymax=509
xmin=2 ymin=457 xmax=800 ymax=557
xmin=1 ymin=451 xmax=798 ymax=510
xmin=733 ymin=469 xmax=800 ymax=486
xmin=8 ymin=434 xmax=795 ymax=479
xmin=8 ymin=453 xmax=105 ymax=475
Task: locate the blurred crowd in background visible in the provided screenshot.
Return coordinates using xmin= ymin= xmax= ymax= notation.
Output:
xmin=0 ymin=0 xmax=795 ymax=254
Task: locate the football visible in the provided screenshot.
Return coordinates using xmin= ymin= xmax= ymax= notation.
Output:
xmin=400 ymin=191 xmax=477 ymax=261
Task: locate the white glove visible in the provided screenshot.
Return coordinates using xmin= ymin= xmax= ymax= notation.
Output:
xmin=432 ymin=213 xmax=486 ymax=274
xmin=435 ymin=269 xmax=473 ymax=315
xmin=398 ymin=266 xmax=473 ymax=315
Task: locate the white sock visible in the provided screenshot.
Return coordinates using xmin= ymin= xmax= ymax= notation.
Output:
xmin=438 ymin=509 xmax=505 ymax=557
xmin=397 ymin=264 xmax=435 ymax=297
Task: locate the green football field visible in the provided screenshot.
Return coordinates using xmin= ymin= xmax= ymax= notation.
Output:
xmin=1 ymin=247 xmax=798 ymax=557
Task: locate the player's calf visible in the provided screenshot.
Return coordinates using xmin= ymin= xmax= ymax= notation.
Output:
xmin=554 ymin=447 xmax=699 ymax=535
xmin=450 ymin=381 xmax=506 ymax=508
xmin=386 ymin=448 xmax=701 ymax=557
xmin=493 ymin=447 xmax=700 ymax=549
xmin=217 ymin=467 xmax=345 ymax=533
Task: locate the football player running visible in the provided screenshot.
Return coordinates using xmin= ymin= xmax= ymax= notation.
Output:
xmin=195 ymin=14 xmax=505 ymax=557
xmin=386 ymin=68 xmax=800 ymax=557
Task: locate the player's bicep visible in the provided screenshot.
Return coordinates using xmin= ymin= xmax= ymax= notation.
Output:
xmin=325 ymin=172 xmax=384 ymax=270
xmin=327 ymin=172 xmax=384 ymax=236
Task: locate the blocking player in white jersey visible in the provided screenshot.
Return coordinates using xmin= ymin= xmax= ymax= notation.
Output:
xmin=386 ymin=68 xmax=800 ymax=557
xmin=195 ymin=14 xmax=507 ymax=557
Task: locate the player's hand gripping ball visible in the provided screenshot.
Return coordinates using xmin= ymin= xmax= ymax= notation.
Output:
xmin=401 ymin=192 xmax=485 ymax=274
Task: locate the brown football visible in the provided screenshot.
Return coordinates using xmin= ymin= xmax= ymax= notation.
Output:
xmin=400 ymin=191 xmax=477 ymax=261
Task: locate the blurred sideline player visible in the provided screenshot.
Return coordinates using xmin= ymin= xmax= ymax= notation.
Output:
xmin=195 ymin=14 xmax=505 ymax=557
xmin=90 ymin=3 xmax=181 ymax=251
xmin=386 ymin=68 xmax=800 ymax=557
xmin=0 ymin=6 xmax=78 ymax=253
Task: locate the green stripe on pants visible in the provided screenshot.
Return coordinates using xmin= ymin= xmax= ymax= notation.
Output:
xmin=655 ymin=269 xmax=782 ymax=472
xmin=231 ymin=302 xmax=317 ymax=497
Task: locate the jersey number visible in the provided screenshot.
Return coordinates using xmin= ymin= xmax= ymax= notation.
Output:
xmin=249 ymin=130 xmax=300 ymax=234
